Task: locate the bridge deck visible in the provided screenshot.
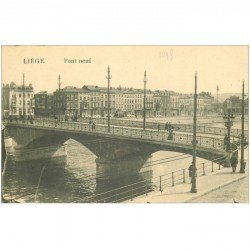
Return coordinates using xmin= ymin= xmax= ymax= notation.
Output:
xmin=3 ymin=119 xmax=227 ymax=152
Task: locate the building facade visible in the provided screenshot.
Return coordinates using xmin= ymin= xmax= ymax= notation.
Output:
xmin=31 ymin=83 xmax=219 ymax=119
xmin=223 ymin=96 xmax=248 ymax=115
xmin=170 ymin=94 xmax=180 ymax=116
xmin=34 ymin=91 xmax=54 ymax=116
xmin=53 ymin=86 xmax=82 ymax=119
xmin=2 ymin=82 xmax=35 ymax=118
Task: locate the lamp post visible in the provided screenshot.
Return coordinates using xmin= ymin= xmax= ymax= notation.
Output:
xmin=223 ymin=100 xmax=235 ymax=152
xmin=106 ymin=66 xmax=112 ymax=132
xmin=58 ymin=75 xmax=62 ymax=121
xmin=143 ymin=71 xmax=147 ymax=130
xmin=216 ymin=85 xmax=219 ymax=112
xmin=22 ymin=73 xmax=25 ymax=122
xmin=240 ymin=81 xmax=246 ymax=173
xmin=191 ymin=72 xmax=198 ymax=193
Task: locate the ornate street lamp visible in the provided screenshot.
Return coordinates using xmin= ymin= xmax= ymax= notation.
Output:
xmin=240 ymin=81 xmax=246 ymax=173
xmin=191 ymin=72 xmax=198 ymax=193
xmin=58 ymin=75 xmax=62 ymax=121
xmin=22 ymin=73 xmax=25 ymax=122
xmin=143 ymin=71 xmax=147 ymax=130
xmin=106 ymin=66 xmax=112 ymax=132
xmin=223 ymin=99 xmax=235 ymax=151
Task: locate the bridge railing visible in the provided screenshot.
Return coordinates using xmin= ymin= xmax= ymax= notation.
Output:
xmin=78 ymin=117 xmax=248 ymax=137
xmin=4 ymin=118 xmax=226 ymax=151
xmin=14 ymin=116 xmax=248 ymax=137
xmin=73 ymin=155 xmax=227 ymax=203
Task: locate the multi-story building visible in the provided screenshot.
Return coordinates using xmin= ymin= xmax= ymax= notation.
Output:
xmin=153 ymin=91 xmax=171 ymax=117
xmin=179 ymin=92 xmax=215 ymax=116
xmin=82 ymin=85 xmax=106 ymax=117
xmin=223 ymin=96 xmax=248 ymax=115
xmin=170 ymin=94 xmax=180 ymax=116
xmin=179 ymin=94 xmax=192 ymax=116
xmin=198 ymin=92 xmax=215 ymax=115
xmin=81 ymin=85 xmax=154 ymax=118
xmin=79 ymin=90 xmax=90 ymax=117
xmin=2 ymin=82 xmax=35 ymax=118
xmin=114 ymin=88 xmax=153 ymax=117
xmin=53 ymin=86 xmax=82 ymax=119
xmin=34 ymin=91 xmax=54 ymax=116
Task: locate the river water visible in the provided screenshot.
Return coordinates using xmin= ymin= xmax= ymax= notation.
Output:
xmin=2 ymin=121 xmax=246 ymax=203
xmin=1 ymin=141 xmax=220 ymax=203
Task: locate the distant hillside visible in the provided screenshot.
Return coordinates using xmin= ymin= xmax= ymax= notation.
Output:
xmin=212 ymin=93 xmax=242 ymax=102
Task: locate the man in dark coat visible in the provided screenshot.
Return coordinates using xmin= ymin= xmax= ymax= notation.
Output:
xmin=230 ymin=155 xmax=238 ymax=173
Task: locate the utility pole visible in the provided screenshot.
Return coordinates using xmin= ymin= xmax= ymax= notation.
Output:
xmin=106 ymin=66 xmax=112 ymax=132
xmin=143 ymin=71 xmax=147 ymax=130
xmin=58 ymin=74 xmax=61 ymax=121
xmin=191 ymin=72 xmax=198 ymax=193
xmin=216 ymin=85 xmax=219 ymax=112
xmin=240 ymin=80 xmax=246 ymax=173
xmin=22 ymin=73 xmax=25 ymax=122
xmin=223 ymin=102 xmax=235 ymax=152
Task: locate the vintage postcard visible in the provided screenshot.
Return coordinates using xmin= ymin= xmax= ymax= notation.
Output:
xmin=1 ymin=45 xmax=248 ymax=203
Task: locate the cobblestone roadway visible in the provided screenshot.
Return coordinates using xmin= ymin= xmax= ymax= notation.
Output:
xmin=190 ymin=175 xmax=248 ymax=203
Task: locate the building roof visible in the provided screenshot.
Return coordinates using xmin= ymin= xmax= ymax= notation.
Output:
xmin=3 ymin=82 xmax=34 ymax=92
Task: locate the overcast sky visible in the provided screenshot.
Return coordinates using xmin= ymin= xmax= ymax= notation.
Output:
xmin=2 ymin=46 xmax=248 ymax=94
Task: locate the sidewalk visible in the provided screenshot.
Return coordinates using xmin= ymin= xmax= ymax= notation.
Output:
xmin=125 ymin=167 xmax=248 ymax=203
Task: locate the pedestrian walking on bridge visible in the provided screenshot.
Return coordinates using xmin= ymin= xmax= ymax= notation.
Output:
xmin=92 ymin=122 xmax=96 ymax=131
xmin=230 ymin=155 xmax=238 ymax=173
xmin=167 ymin=129 xmax=174 ymax=140
xmin=157 ymin=123 xmax=160 ymax=131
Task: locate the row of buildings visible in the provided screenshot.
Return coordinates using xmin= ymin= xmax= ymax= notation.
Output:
xmin=47 ymin=86 xmax=219 ymax=118
xmin=3 ymin=81 xmax=225 ymax=119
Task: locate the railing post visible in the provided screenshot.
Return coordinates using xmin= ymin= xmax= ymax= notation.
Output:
xmin=130 ymin=186 xmax=133 ymax=201
xmin=212 ymin=161 xmax=214 ymax=172
xmin=172 ymin=172 xmax=174 ymax=186
xmin=203 ymin=163 xmax=205 ymax=176
xmin=183 ymin=169 xmax=185 ymax=183
xmin=159 ymin=176 xmax=162 ymax=192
